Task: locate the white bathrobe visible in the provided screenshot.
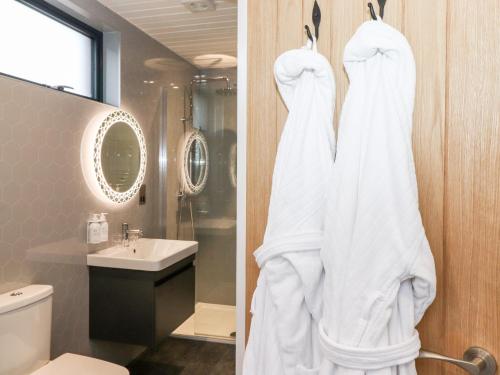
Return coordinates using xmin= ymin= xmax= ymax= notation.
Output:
xmin=319 ymin=20 xmax=436 ymax=374
xmin=243 ymin=40 xmax=336 ymax=375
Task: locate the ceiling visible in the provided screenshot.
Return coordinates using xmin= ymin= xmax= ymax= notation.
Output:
xmin=97 ymin=0 xmax=237 ymax=69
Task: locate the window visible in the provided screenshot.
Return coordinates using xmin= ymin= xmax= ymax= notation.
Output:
xmin=0 ymin=0 xmax=103 ymax=100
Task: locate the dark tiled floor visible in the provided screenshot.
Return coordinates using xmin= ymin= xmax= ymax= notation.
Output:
xmin=128 ymin=337 xmax=235 ymax=375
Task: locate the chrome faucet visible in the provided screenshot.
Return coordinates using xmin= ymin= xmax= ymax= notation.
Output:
xmin=121 ymin=223 xmax=143 ymax=247
xmin=127 ymin=229 xmax=144 ymax=239
xmin=122 ymin=223 xmax=129 ymax=243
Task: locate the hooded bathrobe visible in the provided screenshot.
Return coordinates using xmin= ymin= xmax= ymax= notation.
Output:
xmin=318 ymin=20 xmax=436 ymax=374
xmin=243 ymin=40 xmax=336 ymax=375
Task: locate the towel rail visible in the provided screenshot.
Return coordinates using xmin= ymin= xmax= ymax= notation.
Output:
xmin=418 ymin=347 xmax=496 ymax=375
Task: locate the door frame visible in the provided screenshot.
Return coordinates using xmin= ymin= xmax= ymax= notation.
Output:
xmin=236 ymin=0 xmax=247 ymax=373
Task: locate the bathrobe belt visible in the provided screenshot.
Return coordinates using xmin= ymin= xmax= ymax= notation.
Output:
xmin=253 ymin=231 xmax=323 ymax=268
xmin=318 ymin=321 xmax=421 ymax=370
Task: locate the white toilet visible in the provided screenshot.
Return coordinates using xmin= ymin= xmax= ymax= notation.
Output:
xmin=0 ymin=285 xmax=129 ymax=375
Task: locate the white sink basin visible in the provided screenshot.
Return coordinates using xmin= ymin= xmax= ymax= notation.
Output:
xmin=87 ymin=238 xmax=198 ymax=271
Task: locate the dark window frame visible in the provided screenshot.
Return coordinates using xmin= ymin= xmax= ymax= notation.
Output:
xmin=0 ymin=0 xmax=103 ymax=102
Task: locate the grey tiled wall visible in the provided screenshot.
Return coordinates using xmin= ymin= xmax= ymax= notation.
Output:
xmin=0 ymin=0 xmax=195 ymax=364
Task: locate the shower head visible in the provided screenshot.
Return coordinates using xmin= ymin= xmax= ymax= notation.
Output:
xmin=191 ymin=75 xmax=231 ymax=91
xmin=216 ymin=87 xmax=237 ymax=96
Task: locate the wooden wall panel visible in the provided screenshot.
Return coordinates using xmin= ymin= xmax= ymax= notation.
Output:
xmin=444 ymin=0 xmax=500 ymax=372
xmin=276 ymin=0 xmax=303 ymax=136
xmin=381 ymin=0 xmax=403 ymax=28
xmin=404 ymin=0 xmax=447 ymax=372
xmin=246 ymin=2 xmax=499 ymax=370
xmin=246 ymin=0 xmax=278 ymax=335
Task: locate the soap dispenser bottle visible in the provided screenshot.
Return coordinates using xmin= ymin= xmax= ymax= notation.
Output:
xmin=87 ymin=214 xmax=101 ymax=244
xmin=100 ymin=213 xmax=109 ymax=243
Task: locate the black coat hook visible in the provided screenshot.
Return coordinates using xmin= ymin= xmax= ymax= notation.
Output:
xmin=312 ymin=0 xmax=321 ymax=40
xmin=305 ymin=0 xmax=321 ymax=43
xmin=368 ymin=3 xmax=377 ymax=20
xmin=377 ymin=0 xmax=387 ymax=19
xmin=368 ymin=0 xmax=387 ymax=20
xmin=305 ymin=25 xmax=313 ymax=43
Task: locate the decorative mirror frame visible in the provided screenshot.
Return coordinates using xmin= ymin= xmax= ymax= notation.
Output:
xmin=177 ymin=129 xmax=209 ymax=196
xmin=82 ymin=110 xmax=147 ymax=204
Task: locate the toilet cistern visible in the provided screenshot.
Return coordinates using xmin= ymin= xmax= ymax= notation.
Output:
xmin=0 ymin=285 xmax=129 ymax=375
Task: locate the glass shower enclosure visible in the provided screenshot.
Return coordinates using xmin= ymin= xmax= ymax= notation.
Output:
xmin=164 ymin=71 xmax=237 ymax=341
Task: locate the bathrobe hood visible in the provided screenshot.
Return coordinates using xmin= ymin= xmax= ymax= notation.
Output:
xmin=319 ymin=21 xmax=436 ymax=375
xmin=244 ymin=40 xmax=336 ymax=375
xmin=275 ymin=45 xmax=336 ymax=113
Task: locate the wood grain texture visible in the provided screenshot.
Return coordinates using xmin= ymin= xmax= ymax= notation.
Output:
xmin=277 ymin=0 xmax=303 ymax=136
xmin=382 ymin=0 xmax=403 ymax=30
xmin=246 ymin=2 xmax=500 ymax=365
xmin=444 ymin=0 xmax=500 ymax=372
xmin=246 ymin=0 xmax=278 ymax=337
xmin=404 ymin=0 xmax=447 ymax=372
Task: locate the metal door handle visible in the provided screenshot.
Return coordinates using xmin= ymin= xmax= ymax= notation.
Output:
xmin=418 ymin=347 xmax=497 ymax=375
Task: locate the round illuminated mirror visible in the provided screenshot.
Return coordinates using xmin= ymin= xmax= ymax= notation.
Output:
xmin=178 ymin=130 xmax=209 ymax=196
xmin=84 ymin=110 xmax=147 ymax=204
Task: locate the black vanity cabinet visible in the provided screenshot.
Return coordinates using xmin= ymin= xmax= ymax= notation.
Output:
xmin=89 ymin=255 xmax=195 ymax=348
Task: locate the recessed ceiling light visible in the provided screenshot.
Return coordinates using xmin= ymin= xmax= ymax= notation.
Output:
xmin=172 ymin=85 xmax=180 ymax=90
xmin=144 ymin=57 xmax=186 ymax=72
xmin=181 ymin=0 xmax=216 ymax=13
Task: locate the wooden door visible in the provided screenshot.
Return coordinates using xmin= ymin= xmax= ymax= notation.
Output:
xmin=443 ymin=0 xmax=500 ymax=373
xmin=246 ymin=1 xmax=500 ymax=373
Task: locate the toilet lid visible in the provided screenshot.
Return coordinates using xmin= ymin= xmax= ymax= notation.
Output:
xmin=31 ymin=353 xmax=129 ymax=375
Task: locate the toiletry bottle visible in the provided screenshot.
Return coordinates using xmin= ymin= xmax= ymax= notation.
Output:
xmin=87 ymin=214 xmax=101 ymax=244
xmin=100 ymin=213 xmax=109 ymax=243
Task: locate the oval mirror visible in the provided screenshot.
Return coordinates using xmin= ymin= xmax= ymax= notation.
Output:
xmin=101 ymin=122 xmax=141 ymax=192
xmin=178 ymin=130 xmax=209 ymax=196
xmin=82 ymin=110 xmax=147 ymax=204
